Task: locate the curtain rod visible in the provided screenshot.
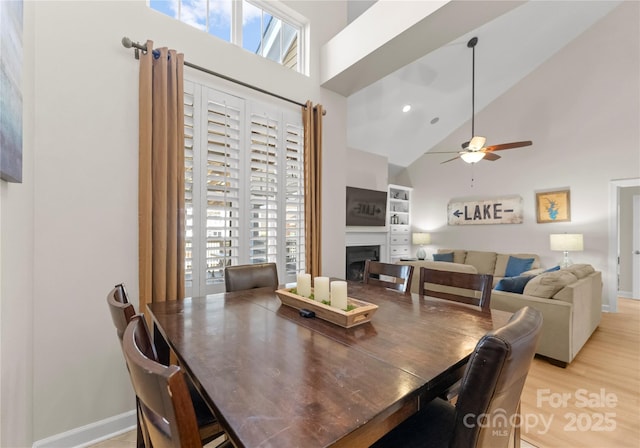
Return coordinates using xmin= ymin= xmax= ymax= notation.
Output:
xmin=122 ymin=37 xmax=322 ymax=112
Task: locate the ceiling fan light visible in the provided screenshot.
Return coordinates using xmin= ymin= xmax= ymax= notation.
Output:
xmin=469 ymin=136 xmax=486 ymax=151
xmin=461 ymin=151 xmax=486 ymax=164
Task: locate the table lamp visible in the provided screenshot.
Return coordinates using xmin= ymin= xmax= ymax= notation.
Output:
xmin=550 ymin=233 xmax=583 ymax=268
xmin=412 ymin=233 xmax=431 ymax=260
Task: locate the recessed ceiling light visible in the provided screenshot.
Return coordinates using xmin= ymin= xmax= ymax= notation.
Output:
xmin=430 ymin=117 xmax=439 ymax=124
xmin=402 ymin=104 xmax=411 ymax=113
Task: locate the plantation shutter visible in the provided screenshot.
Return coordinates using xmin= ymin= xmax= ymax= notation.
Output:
xmin=248 ymin=111 xmax=279 ymax=264
xmin=284 ymin=120 xmax=305 ymax=282
xmin=185 ymin=79 xmax=304 ymax=295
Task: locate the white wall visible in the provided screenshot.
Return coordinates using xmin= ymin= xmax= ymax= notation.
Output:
xmin=0 ymin=1 xmax=35 ymax=446
xmin=0 ymin=0 xmax=349 ymax=444
xmin=394 ymin=2 xmax=640 ymax=308
xmin=346 ymin=147 xmax=388 ymax=190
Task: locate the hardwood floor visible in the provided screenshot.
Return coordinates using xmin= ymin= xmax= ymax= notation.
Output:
xmin=520 ymin=298 xmax=640 ymax=447
xmin=93 ymin=299 xmax=639 ymax=448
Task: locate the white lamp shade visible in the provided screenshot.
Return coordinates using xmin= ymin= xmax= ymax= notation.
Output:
xmin=550 ymin=234 xmax=584 ymax=251
xmin=412 ymin=233 xmax=431 ymax=245
xmin=460 ymin=151 xmax=485 ymax=164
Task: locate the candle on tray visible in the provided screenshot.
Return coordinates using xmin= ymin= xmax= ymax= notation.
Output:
xmin=297 ymin=273 xmax=311 ymax=298
xmin=330 ymin=280 xmax=348 ymax=310
xmin=314 ymin=277 xmax=330 ymax=302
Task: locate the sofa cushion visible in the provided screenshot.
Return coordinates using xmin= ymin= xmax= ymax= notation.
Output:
xmin=562 ymin=264 xmax=595 ymax=279
xmin=464 ymin=251 xmax=497 ymax=275
xmin=494 ymin=275 xmax=535 ymax=293
xmin=523 ymin=270 xmax=579 ymax=299
xmin=505 ymin=256 xmax=535 ymax=277
xmin=433 ymin=252 xmax=454 ymax=262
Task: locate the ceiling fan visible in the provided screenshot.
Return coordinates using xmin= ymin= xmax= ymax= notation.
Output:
xmin=430 ymin=37 xmax=532 ymax=164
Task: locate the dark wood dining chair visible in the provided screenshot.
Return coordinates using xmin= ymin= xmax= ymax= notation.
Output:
xmin=418 ymin=267 xmax=494 ymax=311
xmin=363 ymin=260 xmax=414 ymax=294
xmin=372 ymin=306 xmax=543 ymax=448
xmin=106 ymin=285 xmax=227 ymax=448
xmin=224 ymin=262 xmax=279 ymax=292
xmin=122 ymin=315 xmax=232 ymax=448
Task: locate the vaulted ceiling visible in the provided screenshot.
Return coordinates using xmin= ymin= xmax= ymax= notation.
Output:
xmin=339 ymin=1 xmax=621 ymax=168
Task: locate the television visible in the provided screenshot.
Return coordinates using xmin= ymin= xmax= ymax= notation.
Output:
xmin=346 ymin=187 xmax=387 ymax=227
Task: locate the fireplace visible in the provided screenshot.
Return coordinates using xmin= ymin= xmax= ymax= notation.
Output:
xmin=346 ymin=245 xmax=380 ymax=282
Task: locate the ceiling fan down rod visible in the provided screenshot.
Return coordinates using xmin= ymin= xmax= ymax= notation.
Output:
xmin=468 ymin=37 xmax=478 ymax=138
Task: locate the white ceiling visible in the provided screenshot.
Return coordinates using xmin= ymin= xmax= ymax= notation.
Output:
xmin=346 ymin=1 xmax=622 ymax=168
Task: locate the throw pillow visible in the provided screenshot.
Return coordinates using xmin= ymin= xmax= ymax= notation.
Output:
xmin=544 ymin=265 xmax=561 ymax=273
xmin=494 ymin=275 xmax=535 ymax=294
xmin=433 ymin=252 xmax=454 ymax=262
xmin=505 ymin=256 xmax=535 ymax=277
xmin=523 ymin=271 xmax=578 ymax=299
xmin=562 ymin=264 xmax=595 ymax=279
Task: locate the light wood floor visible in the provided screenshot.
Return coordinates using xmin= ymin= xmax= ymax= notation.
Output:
xmin=520 ymin=298 xmax=640 ymax=447
xmin=92 ymin=299 xmax=640 ymax=448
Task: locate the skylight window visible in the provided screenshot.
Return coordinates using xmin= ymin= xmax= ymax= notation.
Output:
xmin=149 ymin=0 xmax=307 ymax=74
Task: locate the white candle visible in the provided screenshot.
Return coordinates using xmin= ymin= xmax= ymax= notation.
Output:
xmin=297 ymin=273 xmax=311 ymax=298
xmin=314 ymin=277 xmax=330 ymax=302
xmin=330 ymin=281 xmax=348 ymax=310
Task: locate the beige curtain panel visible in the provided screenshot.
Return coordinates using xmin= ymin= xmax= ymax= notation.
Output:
xmin=138 ymin=40 xmax=186 ymax=313
xmin=303 ymin=101 xmax=323 ymax=278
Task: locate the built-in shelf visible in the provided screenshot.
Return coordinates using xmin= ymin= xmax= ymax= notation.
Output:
xmin=388 ymin=184 xmax=412 ymax=262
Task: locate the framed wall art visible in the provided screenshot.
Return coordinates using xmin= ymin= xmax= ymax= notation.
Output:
xmin=0 ymin=0 xmax=24 ymax=183
xmin=536 ymin=189 xmax=571 ymax=223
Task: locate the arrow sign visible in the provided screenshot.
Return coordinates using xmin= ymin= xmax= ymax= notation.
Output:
xmin=448 ymin=196 xmax=523 ymax=225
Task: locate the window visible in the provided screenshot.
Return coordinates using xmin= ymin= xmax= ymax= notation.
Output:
xmin=185 ymin=80 xmax=305 ymax=297
xmin=149 ymin=0 xmax=306 ymax=74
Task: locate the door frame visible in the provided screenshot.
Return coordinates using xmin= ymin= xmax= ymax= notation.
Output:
xmin=633 ymin=195 xmax=640 ymax=299
xmin=608 ymin=178 xmax=640 ymax=312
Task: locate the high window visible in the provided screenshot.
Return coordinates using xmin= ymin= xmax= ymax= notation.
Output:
xmin=185 ymin=79 xmax=305 ymax=297
xmin=149 ymin=0 xmax=307 ymax=74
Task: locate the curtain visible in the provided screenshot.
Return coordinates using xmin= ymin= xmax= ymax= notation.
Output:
xmin=303 ymin=101 xmax=323 ymax=278
xmin=138 ymin=40 xmax=185 ymax=314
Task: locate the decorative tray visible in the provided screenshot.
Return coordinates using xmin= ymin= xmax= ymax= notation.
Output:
xmin=275 ymin=288 xmax=378 ymax=328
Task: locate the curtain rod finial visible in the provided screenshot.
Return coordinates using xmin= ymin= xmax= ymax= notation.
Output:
xmin=122 ymin=37 xmax=133 ymax=48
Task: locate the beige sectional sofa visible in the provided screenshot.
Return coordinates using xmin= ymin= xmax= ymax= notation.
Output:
xmin=398 ymin=250 xmax=602 ymax=367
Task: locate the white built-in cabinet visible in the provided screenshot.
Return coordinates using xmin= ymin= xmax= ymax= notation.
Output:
xmin=387 ymin=184 xmax=412 ymax=263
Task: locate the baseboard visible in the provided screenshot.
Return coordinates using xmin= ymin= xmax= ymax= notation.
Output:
xmin=619 ymin=291 xmax=633 ymax=299
xmin=32 ymin=410 xmax=136 ymax=448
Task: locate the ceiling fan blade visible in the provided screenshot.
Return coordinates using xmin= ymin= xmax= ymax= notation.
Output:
xmin=440 ymin=155 xmax=461 ymax=164
xmin=483 ymin=152 xmax=501 ymax=161
xmin=484 ymin=141 xmax=533 ymax=152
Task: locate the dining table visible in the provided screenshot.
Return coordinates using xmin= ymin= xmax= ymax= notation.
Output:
xmin=147 ymin=281 xmax=511 ymax=448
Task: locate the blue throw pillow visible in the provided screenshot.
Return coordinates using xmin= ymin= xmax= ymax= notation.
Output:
xmin=495 ymin=275 xmax=535 ymax=294
xmin=544 ymin=265 xmax=561 ymax=272
xmin=433 ymin=252 xmax=454 ymax=262
xmin=505 ymin=256 xmax=535 ymax=277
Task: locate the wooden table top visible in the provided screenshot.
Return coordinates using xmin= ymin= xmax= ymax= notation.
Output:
xmin=148 ymin=282 xmax=511 ymax=448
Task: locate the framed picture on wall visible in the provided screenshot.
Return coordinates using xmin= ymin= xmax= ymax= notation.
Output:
xmin=536 ymin=189 xmax=571 ymax=223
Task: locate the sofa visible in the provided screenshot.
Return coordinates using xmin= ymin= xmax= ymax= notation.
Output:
xmin=398 ymin=250 xmax=602 ymax=367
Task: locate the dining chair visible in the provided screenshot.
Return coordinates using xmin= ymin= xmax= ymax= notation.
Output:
xmin=363 ymin=260 xmax=414 ymax=294
xmin=418 ymin=267 xmax=494 ymax=311
xmin=122 ymin=315 xmax=233 ymax=448
xmin=371 ymin=306 xmax=543 ymax=448
xmin=106 ymin=286 xmax=227 ymax=448
xmin=224 ymin=262 xmax=279 ymax=292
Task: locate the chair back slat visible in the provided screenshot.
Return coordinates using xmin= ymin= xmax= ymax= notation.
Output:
xmin=419 ymin=268 xmax=493 ymax=311
xmin=363 ymin=260 xmax=414 ymax=295
xmin=123 ymin=315 xmax=202 ymax=448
